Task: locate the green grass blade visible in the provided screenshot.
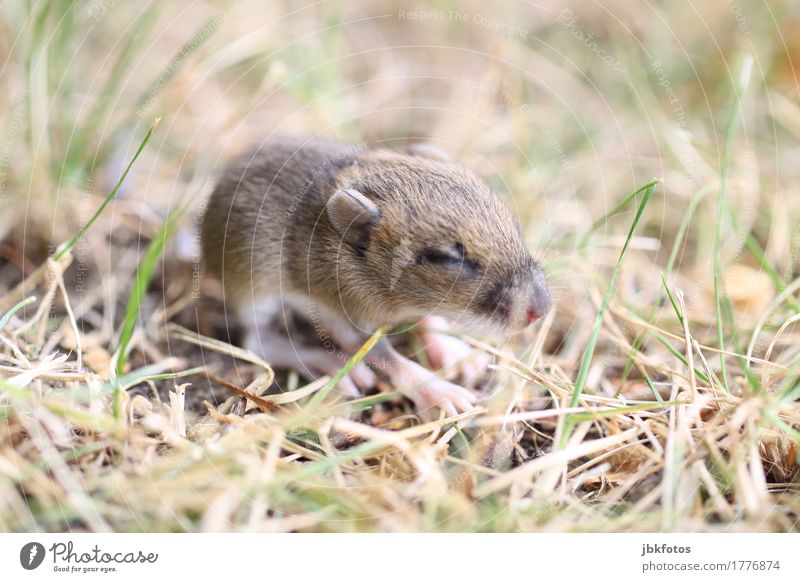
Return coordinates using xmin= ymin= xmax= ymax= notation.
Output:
xmin=616 ymin=184 xmax=712 ymax=393
xmin=660 ymin=274 xmax=684 ymax=327
xmin=118 ymin=366 xmax=206 ymax=392
xmin=763 ymin=410 xmax=800 ymax=445
xmin=566 ymin=400 xmax=686 ymax=424
xmin=712 ymin=54 xmax=753 ymax=389
xmin=54 ymin=119 xmax=159 ymax=261
xmin=579 ymin=178 xmax=660 ymax=250
xmin=112 ymin=208 xmax=183 ymax=417
xmin=66 ymin=4 xmax=162 ymax=178
xmin=0 ymin=296 xmax=37 ymax=333
xmin=649 ymin=327 xmax=711 ymax=386
xmin=339 ymin=391 xmax=402 ymax=413
xmin=568 ymin=180 xmax=658 ymax=413
xmin=307 ymin=326 xmax=388 ymax=410
xmin=776 ymin=350 xmax=800 ymax=401
xmin=727 ymin=210 xmax=800 ymax=313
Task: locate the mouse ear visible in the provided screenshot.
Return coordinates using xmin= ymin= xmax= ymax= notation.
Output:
xmin=326 ymin=188 xmax=381 ymax=250
xmin=407 ymin=143 xmax=452 ymax=162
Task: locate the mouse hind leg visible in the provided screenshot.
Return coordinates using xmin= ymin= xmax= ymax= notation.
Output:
xmin=308 ymin=309 xmax=481 ymax=418
xmin=237 ymin=297 xmax=375 ymax=396
xmin=363 ymin=337 xmax=478 ymax=420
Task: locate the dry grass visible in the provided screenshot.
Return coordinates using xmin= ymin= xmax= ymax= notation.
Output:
xmin=1 ymin=0 xmax=799 ymax=532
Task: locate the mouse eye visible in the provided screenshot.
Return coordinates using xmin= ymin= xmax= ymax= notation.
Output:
xmin=417 ymin=243 xmax=481 ymax=273
xmin=419 ymin=247 xmax=462 ymax=266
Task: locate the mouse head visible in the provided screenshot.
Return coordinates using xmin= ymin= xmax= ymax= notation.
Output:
xmin=324 ymin=151 xmax=551 ymax=337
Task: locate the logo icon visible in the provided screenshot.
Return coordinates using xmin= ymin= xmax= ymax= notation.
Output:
xmin=20 ymin=542 xmax=46 ymax=570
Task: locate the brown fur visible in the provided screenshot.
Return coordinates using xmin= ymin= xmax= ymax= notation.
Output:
xmin=201 ymin=136 xmax=549 ymax=335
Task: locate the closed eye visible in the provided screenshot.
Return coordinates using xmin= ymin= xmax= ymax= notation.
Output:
xmin=417 ymin=243 xmax=482 ymax=274
xmin=419 ymin=248 xmax=463 ymax=266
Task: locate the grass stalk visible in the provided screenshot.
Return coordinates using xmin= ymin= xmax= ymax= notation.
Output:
xmin=54 ymin=119 xmax=160 ymax=261
xmin=307 ymin=326 xmax=388 ymax=410
xmin=712 ymin=54 xmax=753 ymax=389
xmin=570 ymin=180 xmax=658 ymax=407
xmin=112 ymin=207 xmax=182 ymax=417
xmin=0 ymin=296 xmax=37 ymax=333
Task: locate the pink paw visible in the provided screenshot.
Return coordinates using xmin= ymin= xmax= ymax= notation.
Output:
xmin=421 ymin=329 xmax=493 ymax=388
xmin=327 ymin=361 xmax=377 ymax=398
xmin=389 ymin=359 xmax=477 ymax=418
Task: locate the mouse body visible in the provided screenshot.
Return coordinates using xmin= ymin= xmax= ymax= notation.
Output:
xmin=201 ymin=136 xmax=551 ymax=416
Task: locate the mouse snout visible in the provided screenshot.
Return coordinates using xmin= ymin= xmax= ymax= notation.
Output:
xmin=526 ymin=279 xmax=552 ymax=323
xmin=497 ymin=265 xmax=551 ymax=332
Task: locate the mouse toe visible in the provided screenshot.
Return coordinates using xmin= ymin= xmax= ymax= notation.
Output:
xmin=347 ymin=361 xmax=377 ymax=390
xmin=387 ymin=357 xmax=477 ymax=418
xmin=420 ymin=327 xmax=491 ymax=387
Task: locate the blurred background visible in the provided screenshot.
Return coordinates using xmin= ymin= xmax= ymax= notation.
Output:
xmin=1 ymin=0 xmax=799 ymax=532
xmin=1 ymin=0 xmax=798 ymax=319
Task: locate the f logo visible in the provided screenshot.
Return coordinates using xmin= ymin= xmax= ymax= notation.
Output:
xmin=19 ymin=542 xmax=45 ymax=570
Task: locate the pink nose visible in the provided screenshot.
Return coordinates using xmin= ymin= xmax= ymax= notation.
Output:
xmin=526 ymin=275 xmax=551 ymax=325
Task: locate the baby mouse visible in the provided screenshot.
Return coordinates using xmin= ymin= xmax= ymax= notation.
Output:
xmin=201 ymin=136 xmax=551 ymax=417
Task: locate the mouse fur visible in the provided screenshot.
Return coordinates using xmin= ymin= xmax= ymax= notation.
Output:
xmin=201 ymin=136 xmax=550 ymax=337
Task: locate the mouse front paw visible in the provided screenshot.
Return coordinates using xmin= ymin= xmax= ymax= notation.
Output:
xmin=419 ymin=317 xmax=493 ymax=387
xmin=307 ymin=358 xmax=377 ymax=398
xmin=388 ymin=359 xmax=477 ymax=418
